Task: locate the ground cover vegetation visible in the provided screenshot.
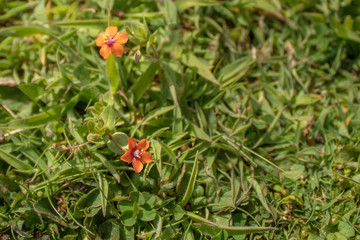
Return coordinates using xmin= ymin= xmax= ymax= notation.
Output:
xmin=0 ymin=0 xmax=360 ymax=239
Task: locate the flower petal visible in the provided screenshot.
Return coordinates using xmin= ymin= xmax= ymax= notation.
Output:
xmin=111 ymin=43 xmax=124 ymax=57
xmin=132 ymin=158 xmax=143 ymax=173
xmin=99 ymin=45 xmax=111 ymax=59
xmin=141 ymin=152 xmax=152 ymax=163
xmin=105 ymin=26 xmax=118 ymax=37
xmin=128 ymin=137 xmax=137 ymax=152
xmin=96 ymin=33 xmax=105 ymax=46
xmin=120 ymin=150 xmax=133 ymax=163
xmin=137 ymin=139 xmax=149 ymax=151
xmin=114 ymin=32 xmax=129 ymax=45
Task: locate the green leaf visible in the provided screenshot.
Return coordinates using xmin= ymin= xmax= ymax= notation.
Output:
xmin=195 ymin=102 xmax=207 ymax=130
xmin=303 ymin=13 xmax=326 ymax=23
xmin=185 ymin=211 xmax=277 ymax=236
xmin=189 ymin=122 xmax=212 ymax=142
xmin=0 ymin=149 xmax=33 ymax=173
xmin=120 ymin=210 xmax=137 ymax=227
xmin=107 ymin=54 xmax=120 ymax=94
xmin=213 ymin=230 xmax=228 ymax=240
xmin=76 ymin=188 xmax=101 ymax=207
xmin=98 ymin=174 xmax=109 ymax=217
xmin=139 ymin=207 xmax=157 ymax=222
xmin=19 ymin=84 xmax=43 ymax=100
xmin=162 ymin=62 xmax=180 ymax=105
xmin=338 ymin=221 xmax=355 ymax=238
xmin=178 ymin=151 xmax=199 ymax=207
xmin=20 ymin=148 xmax=49 ymax=177
xmin=51 ymin=20 xmax=124 ymax=29
xmin=175 ymin=0 xmax=219 ymax=11
xmin=327 ymin=233 xmax=348 ymax=240
xmin=164 ymin=0 xmax=179 ymax=25
xmin=253 ymin=106 xmax=285 ymax=148
xmin=107 ymin=132 xmax=128 ymax=155
xmin=93 ymin=153 xmax=121 ymax=184
xmin=181 ymin=53 xmax=220 ymax=85
xmin=0 ymin=2 xmax=37 ymax=21
xmin=142 ymin=105 xmax=176 ymax=124
xmin=34 ymin=199 xmax=68 ymax=227
xmin=0 ymin=26 xmax=47 ymax=37
xmin=333 ymin=18 xmax=360 ymax=42
xmin=307 ymin=233 xmax=323 ymax=240
xmin=131 ymin=62 xmax=158 ymax=103
xmin=173 ymin=106 xmax=183 ymax=135
xmin=129 ymin=191 xmax=145 ymax=205
xmin=174 ymin=204 xmax=184 ymax=221
xmin=336 ymin=121 xmax=351 ymax=138
xmin=218 ymin=57 xmax=253 ymax=86
xmin=48 ymin=166 xmax=82 ymax=183
xmin=249 ymin=0 xmax=281 ymax=12
xmin=151 ymin=139 xmax=163 ymax=179
xmin=294 ymin=94 xmax=321 ymax=106
xmin=119 ymin=224 xmax=135 ymax=240
xmin=118 ymin=200 xmax=133 ymax=212
xmin=248 ymin=176 xmax=276 ymax=219
xmin=321 ymin=191 xmax=344 ymax=212
xmin=0 ymin=26 xmax=78 ymax=57
xmin=101 ymin=106 xmax=116 ymax=131
xmin=0 ymin=176 xmax=20 ymax=205
xmin=142 ymin=192 xmax=158 ymax=208
xmin=0 ymin=95 xmax=78 ymax=130
xmin=125 ymin=21 xmax=149 ymax=45
xmin=281 ymin=163 xmax=305 ymax=181
xmin=87 ymin=133 xmax=107 ymax=144
xmin=100 ymin=219 xmax=120 ymax=240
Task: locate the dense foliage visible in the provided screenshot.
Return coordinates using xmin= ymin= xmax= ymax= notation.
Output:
xmin=1 ymin=0 xmax=360 ymax=239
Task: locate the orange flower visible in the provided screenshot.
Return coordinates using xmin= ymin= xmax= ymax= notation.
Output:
xmin=96 ymin=26 xmax=128 ymax=59
xmin=120 ymin=137 xmax=152 ymax=173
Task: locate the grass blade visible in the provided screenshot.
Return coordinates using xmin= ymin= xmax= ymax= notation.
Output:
xmin=107 ymin=54 xmax=120 ymax=94
xmin=0 ymin=149 xmax=33 ymax=173
xmin=93 ymin=153 xmax=121 ymax=184
xmin=178 ymin=151 xmax=199 ymax=207
xmin=98 ymin=173 xmax=109 ymax=217
xmin=131 ymin=62 xmax=158 ymax=103
xmin=181 ymin=53 xmax=220 ymax=85
xmin=185 ymin=211 xmax=277 ymax=236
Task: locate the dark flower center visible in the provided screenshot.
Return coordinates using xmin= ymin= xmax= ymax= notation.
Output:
xmin=133 ymin=149 xmax=142 ymax=159
xmin=105 ymin=36 xmax=115 ymax=47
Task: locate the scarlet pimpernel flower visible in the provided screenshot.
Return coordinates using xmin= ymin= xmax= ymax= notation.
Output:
xmin=96 ymin=26 xmax=128 ymax=59
xmin=120 ymin=137 xmax=152 ymax=173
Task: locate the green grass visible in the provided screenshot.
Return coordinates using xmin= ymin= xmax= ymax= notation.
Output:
xmin=1 ymin=0 xmax=360 ymax=239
